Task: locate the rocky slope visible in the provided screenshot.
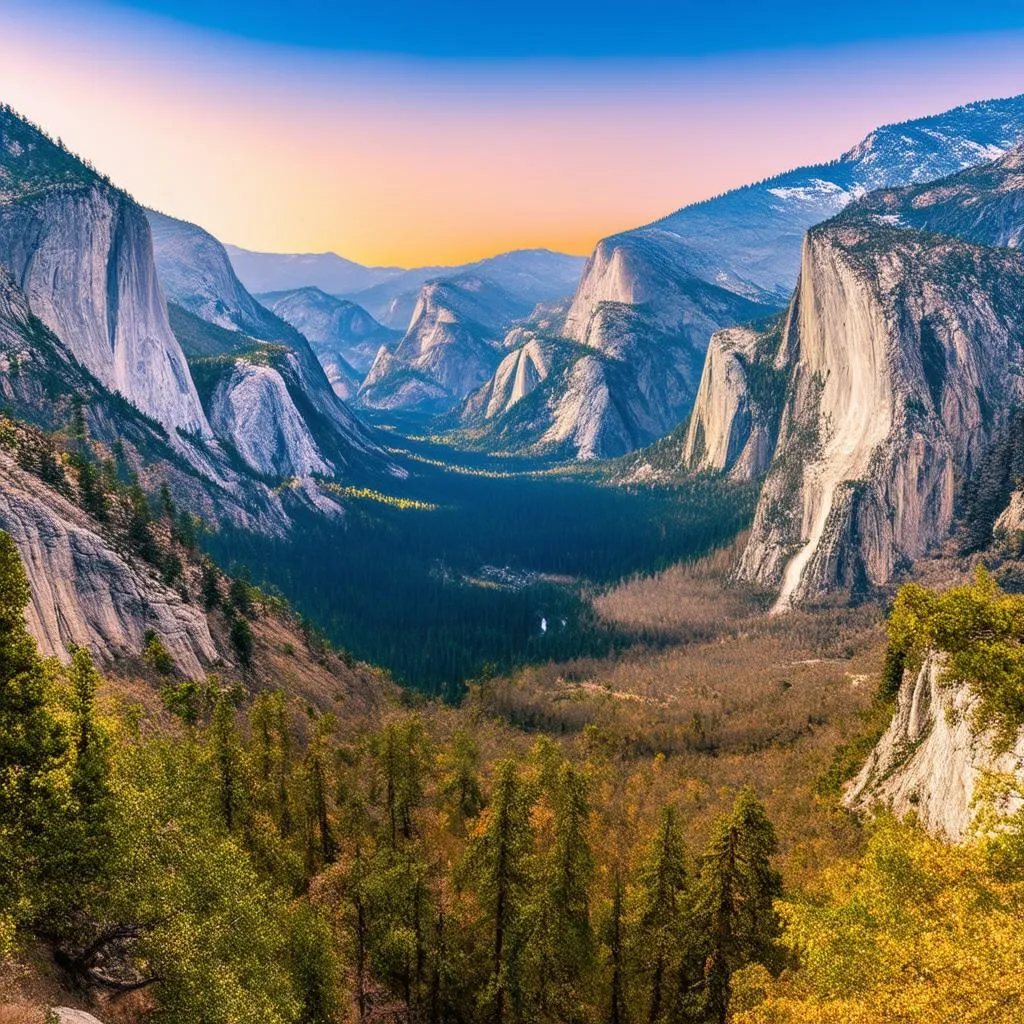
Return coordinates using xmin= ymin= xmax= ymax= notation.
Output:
xmin=845 ymin=655 xmax=1024 ymax=841
xmin=0 ymin=450 xmax=217 ymax=676
xmin=554 ymin=95 xmax=1024 ymax=460
xmin=148 ymin=208 xmax=300 ymax=341
xmin=850 ymin=139 xmax=1024 ymax=249
xmin=458 ymin=328 xmax=636 ymax=460
xmin=358 ymin=275 xmax=533 ymax=413
xmin=0 ymin=108 xmax=208 ymax=436
xmin=147 ymin=210 xmax=388 ymax=480
xmin=258 ymin=285 xmax=399 ymax=394
xmin=737 ymin=215 xmax=1024 ymax=609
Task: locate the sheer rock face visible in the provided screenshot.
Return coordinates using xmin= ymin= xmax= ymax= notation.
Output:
xmin=559 ymin=235 xmax=771 ymax=452
xmin=208 ymin=360 xmax=332 ymax=479
xmin=147 ymin=208 xmax=292 ymax=342
xmin=681 ymin=323 xmax=788 ymax=480
xmin=845 ymin=657 xmax=1024 ymax=841
xmin=0 ymin=185 xmax=208 ymax=436
xmin=0 ymin=453 xmax=217 ymax=677
xmin=738 ymin=221 xmax=1024 ymax=610
xmin=462 ymin=331 xmax=553 ymax=422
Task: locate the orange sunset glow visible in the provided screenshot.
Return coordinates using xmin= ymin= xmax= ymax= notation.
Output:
xmin=3 ymin=2 xmax=1024 ymax=266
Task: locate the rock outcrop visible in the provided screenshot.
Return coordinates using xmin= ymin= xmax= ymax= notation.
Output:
xmin=681 ymin=321 xmax=788 ymax=480
xmin=0 ymin=451 xmax=217 ymax=677
xmin=207 ymin=361 xmax=333 ymax=478
xmin=737 ymin=218 xmax=1024 ymax=609
xmin=147 ymin=208 xmax=296 ymax=342
xmin=560 ymin=235 xmax=772 ymax=454
xmin=358 ymin=276 xmax=531 ymax=413
xmin=845 ymin=656 xmax=1024 ymax=841
xmin=52 ymin=1010 xmax=108 ymax=1024
xmin=258 ymin=286 xmax=399 ymax=397
xmin=463 ymin=330 xmax=553 ymax=422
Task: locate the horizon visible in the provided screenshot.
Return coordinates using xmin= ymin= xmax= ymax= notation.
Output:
xmin=3 ymin=1 xmax=1024 ymax=265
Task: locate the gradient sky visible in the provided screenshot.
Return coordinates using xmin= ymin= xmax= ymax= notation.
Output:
xmin=2 ymin=0 xmax=1024 ymax=267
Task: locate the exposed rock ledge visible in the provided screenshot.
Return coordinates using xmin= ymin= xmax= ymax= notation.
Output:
xmin=844 ymin=656 xmax=1024 ymax=841
xmin=0 ymin=453 xmax=217 ymax=677
xmin=53 ymin=1009 xmax=106 ymax=1024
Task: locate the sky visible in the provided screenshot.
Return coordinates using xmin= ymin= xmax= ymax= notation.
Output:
xmin=2 ymin=1 xmax=1024 ymax=267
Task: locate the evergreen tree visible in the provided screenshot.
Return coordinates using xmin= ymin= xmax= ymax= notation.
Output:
xmin=631 ymin=806 xmax=688 ymax=1024
xmin=465 ymin=757 xmax=534 ymax=1024
xmin=76 ymin=459 xmax=109 ymax=521
xmin=440 ymin=727 xmax=484 ymax=827
xmin=250 ymin=690 xmax=293 ymax=837
xmin=288 ymin=902 xmax=341 ymax=1024
xmin=605 ymin=865 xmax=627 ymax=1024
xmin=303 ymin=715 xmax=338 ymax=870
xmin=230 ymin=615 xmax=254 ymax=670
xmin=126 ymin=482 xmax=158 ymax=564
xmin=0 ymin=532 xmax=66 ymax=932
xmin=210 ymin=691 xmax=246 ymax=832
xmin=691 ymin=788 xmax=781 ymax=1024
xmin=374 ymin=716 xmax=430 ymax=849
xmin=529 ymin=760 xmax=595 ymax=1021
xmin=200 ymin=558 xmax=221 ymax=611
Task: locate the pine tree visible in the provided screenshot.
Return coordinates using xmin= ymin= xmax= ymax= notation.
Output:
xmin=42 ymin=648 xmax=115 ymax=930
xmin=606 ymin=865 xmax=627 ymax=1024
xmin=304 ymin=715 xmax=338 ymax=870
xmin=465 ymin=757 xmax=534 ymax=1024
xmin=529 ymin=760 xmax=595 ymax=1021
xmin=210 ymin=691 xmax=245 ymax=832
xmin=126 ymin=482 xmax=158 ymax=564
xmin=288 ymin=902 xmax=341 ymax=1024
xmin=230 ymin=615 xmax=254 ymax=670
xmin=250 ymin=690 xmax=293 ymax=836
xmin=76 ymin=459 xmax=109 ymax=521
xmin=632 ymin=806 xmax=688 ymax=1024
xmin=440 ymin=727 xmax=484 ymax=827
xmin=0 ymin=531 xmax=66 ymax=930
xmin=692 ymin=788 xmax=781 ymax=1024
xmin=200 ymin=558 xmax=221 ymax=611
xmin=374 ymin=716 xmax=430 ymax=849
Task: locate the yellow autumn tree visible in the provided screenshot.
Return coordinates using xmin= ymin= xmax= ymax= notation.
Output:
xmin=734 ymin=815 xmax=1024 ymax=1023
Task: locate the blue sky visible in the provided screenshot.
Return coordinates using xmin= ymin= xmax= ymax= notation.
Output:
xmin=109 ymin=0 xmax=1024 ymax=57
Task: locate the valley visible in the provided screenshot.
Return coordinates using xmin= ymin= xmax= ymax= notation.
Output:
xmin=1 ymin=33 xmax=1024 ymax=1024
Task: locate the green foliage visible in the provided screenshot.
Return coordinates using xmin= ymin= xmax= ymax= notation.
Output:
xmin=691 ymin=789 xmax=782 ymax=1024
xmin=230 ymin=615 xmax=255 ymax=669
xmin=143 ymin=629 xmax=174 ymax=675
xmin=287 ymin=903 xmax=341 ymax=1024
xmin=889 ymin=571 xmax=1024 ymax=746
xmin=464 ymin=758 xmax=535 ymax=1023
xmin=202 ymin=467 xmax=755 ymax=697
xmin=630 ymin=806 xmax=689 ymax=1022
xmin=201 ymin=557 xmax=222 ymax=610
xmin=0 ymin=531 xmax=66 ymax=940
xmin=73 ymin=457 xmax=109 ymax=521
